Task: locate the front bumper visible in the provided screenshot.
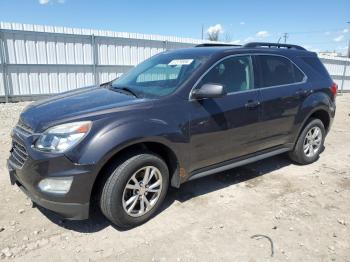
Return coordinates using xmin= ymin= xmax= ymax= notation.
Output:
xmin=7 ymin=127 xmax=95 ymax=220
xmin=8 ymin=162 xmax=90 ymax=220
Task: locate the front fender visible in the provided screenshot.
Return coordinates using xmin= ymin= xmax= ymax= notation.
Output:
xmin=84 ymin=117 xmax=187 ymax=161
xmin=65 ymin=113 xmax=189 ymax=185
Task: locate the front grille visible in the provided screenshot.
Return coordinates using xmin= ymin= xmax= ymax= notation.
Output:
xmin=16 ymin=119 xmax=33 ymax=136
xmin=9 ymin=119 xmax=32 ymax=169
xmin=10 ymin=139 xmax=28 ymax=168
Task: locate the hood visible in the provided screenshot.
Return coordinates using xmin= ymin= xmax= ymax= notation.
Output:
xmin=20 ymin=86 xmax=147 ymax=131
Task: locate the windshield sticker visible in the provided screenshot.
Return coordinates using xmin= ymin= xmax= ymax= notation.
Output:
xmin=168 ymin=59 xmax=194 ymax=66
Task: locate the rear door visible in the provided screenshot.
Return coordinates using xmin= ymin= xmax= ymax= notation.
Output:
xmin=254 ymin=54 xmax=307 ymax=150
xmin=189 ymin=55 xmax=261 ymax=172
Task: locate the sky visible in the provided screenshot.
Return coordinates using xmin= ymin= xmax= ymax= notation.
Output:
xmin=0 ymin=0 xmax=349 ymax=54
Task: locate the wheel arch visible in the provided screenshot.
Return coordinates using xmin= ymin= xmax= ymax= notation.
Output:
xmin=293 ymin=106 xmax=331 ymax=146
xmin=90 ymin=140 xmax=182 ymax=207
xmin=308 ymin=109 xmax=331 ymax=132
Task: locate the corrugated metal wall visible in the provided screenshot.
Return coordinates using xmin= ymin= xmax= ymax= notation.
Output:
xmin=0 ymin=22 xmax=349 ymax=102
xmin=319 ymin=55 xmax=350 ymax=92
xmin=0 ymin=22 xmax=202 ymax=102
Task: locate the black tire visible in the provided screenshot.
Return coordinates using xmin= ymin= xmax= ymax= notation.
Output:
xmin=289 ymin=118 xmax=325 ymax=165
xmin=100 ymin=152 xmax=169 ymax=228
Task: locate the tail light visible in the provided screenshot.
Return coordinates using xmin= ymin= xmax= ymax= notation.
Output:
xmin=330 ymin=82 xmax=338 ymax=98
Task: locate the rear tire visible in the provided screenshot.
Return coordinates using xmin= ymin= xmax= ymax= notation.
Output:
xmin=289 ymin=118 xmax=325 ymax=165
xmin=100 ymin=152 xmax=169 ymax=228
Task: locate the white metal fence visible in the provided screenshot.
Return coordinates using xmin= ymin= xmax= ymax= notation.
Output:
xmin=0 ymin=22 xmax=203 ymax=102
xmin=1 ymin=22 xmax=349 ymax=102
xmin=318 ymin=55 xmax=350 ymax=93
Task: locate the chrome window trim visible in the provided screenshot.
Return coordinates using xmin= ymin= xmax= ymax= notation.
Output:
xmin=188 ymin=53 xmax=308 ymax=100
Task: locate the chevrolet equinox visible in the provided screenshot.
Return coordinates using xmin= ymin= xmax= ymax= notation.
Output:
xmin=7 ymin=42 xmax=336 ymax=228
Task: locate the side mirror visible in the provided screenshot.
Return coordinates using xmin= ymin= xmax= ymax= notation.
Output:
xmin=191 ymin=83 xmax=226 ymax=100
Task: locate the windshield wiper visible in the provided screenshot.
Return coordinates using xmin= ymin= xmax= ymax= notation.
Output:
xmin=108 ymin=85 xmax=139 ymax=98
xmin=100 ymin=81 xmax=114 ymax=88
xmin=119 ymin=87 xmax=139 ymax=98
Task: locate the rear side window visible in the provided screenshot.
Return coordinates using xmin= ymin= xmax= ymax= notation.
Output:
xmin=257 ymin=55 xmax=305 ymax=88
xmin=301 ymin=57 xmax=330 ymax=78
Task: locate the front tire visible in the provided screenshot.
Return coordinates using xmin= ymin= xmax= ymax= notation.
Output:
xmin=289 ymin=118 xmax=325 ymax=165
xmin=100 ymin=152 xmax=169 ymax=228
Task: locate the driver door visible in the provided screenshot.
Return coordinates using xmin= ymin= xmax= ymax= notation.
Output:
xmin=188 ymin=55 xmax=261 ymax=172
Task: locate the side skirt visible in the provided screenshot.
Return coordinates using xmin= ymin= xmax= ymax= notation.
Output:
xmin=188 ymin=147 xmax=290 ymax=181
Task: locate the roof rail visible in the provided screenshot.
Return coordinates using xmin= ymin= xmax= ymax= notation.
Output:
xmin=195 ymin=43 xmax=241 ymax=47
xmin=243 ymin=42 xmax=306 ymax=51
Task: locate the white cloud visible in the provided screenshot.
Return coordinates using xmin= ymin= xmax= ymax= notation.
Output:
xmin=231 ymin=39 xmax=241 ymax=45
xmin=243 ymin=37 xmax=255 ymax=43
xmin=338 ymin=46 xmax=348 ymax=50
xmin=333 ymin=35 xmax=344 ymax=42
xmin=256 ymin=31 xmax=270 ymax=38
xmin=207 ymin=24 xmax=224 ymax=35
xmin=206 ymin=24 xmax=224 ymax=41
xmin=39 ymin=0 xmax=66 ymax=4
xmin=309 ymin=48 xmax=320 ymax=53
xmin=343 ymin=28 xmax=349 ymax=33
xmin=240 ymin=22 xmax=245 ymax=25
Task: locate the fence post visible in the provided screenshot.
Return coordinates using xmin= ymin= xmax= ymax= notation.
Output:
xmin=340 ymin=60 xmax=347 ymax=94
xmin=0 ymin=30 xmax=9 ymax=103
xmin=91 ymin=34 xmax=99 ymax=86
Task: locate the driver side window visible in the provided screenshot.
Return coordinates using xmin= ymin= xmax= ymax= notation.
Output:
xmin=198 ymin=55 xmax=253 ymax=93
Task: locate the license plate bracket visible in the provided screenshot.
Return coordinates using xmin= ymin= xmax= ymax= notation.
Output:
xmin=9 ymin=170 xmax=16 ymax=185
xmin=7 ymin=162 xmax=17 ymax=185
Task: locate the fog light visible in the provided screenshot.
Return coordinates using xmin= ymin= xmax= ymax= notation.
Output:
xmin=38 ymin=177 xmax=73 ymax=194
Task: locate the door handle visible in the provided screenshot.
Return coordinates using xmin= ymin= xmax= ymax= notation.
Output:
xmin=295 ymin=90 xmax=306 ymax=96
xmin=296 ymin=89 xmax=313 ymax=97
xmin=245 ymin=100 xmax=260 ymax=109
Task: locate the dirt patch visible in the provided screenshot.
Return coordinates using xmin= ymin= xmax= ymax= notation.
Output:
xmin=0 ymin=95 xmax=350 ymax=261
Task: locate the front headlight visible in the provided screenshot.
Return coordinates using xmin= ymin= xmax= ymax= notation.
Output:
xmin=34 ymin=121 xmax=92 ymax=153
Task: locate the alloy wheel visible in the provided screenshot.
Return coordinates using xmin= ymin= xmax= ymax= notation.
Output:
xmin=122 ymin=166 xmax=163 ymax=217
xmin=303 ymin=126 xmax=322 ymax=158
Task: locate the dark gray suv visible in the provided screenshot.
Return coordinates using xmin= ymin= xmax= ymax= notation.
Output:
xmin=8 ymin=42 xmax=336 ymax=228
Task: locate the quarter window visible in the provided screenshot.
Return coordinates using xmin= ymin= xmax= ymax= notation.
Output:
xmin=301 ymin=57 xmax=329 ymax=79
xmin=257 ymin=55 xmax=305 ymax=87
xmin=198 ymin=55 xmax=253 ymax=93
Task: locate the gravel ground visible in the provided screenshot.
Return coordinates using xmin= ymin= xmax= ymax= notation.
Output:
xmin=0 ymin=95 xmax=349 ymax=261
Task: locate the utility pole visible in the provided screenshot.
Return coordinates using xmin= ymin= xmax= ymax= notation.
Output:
xmin=347 ymin=22 xmax=350 ymax=58
xmin=283 ymin=33 xmax=288 ymax=43
xmin=201 ymin=24 xmax=204 ymax=40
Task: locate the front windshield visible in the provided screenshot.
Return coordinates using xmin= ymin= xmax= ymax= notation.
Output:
xmin=111 ymin=52 xmax=209 ymax=98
